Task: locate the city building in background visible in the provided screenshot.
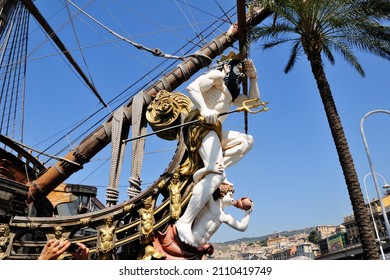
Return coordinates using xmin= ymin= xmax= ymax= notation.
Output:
xmin=210 ymin=191 xmax=390 ymax=260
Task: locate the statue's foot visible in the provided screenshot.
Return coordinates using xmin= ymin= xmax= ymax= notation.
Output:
xmin=222 ymin=178 xmax=233 ymax=186
xmin=175 ymin=220 xmax=196 ymax=247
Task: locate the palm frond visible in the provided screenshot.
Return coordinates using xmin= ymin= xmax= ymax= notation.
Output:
xmin=248 ymin=0 xmax=389 ymax=76
xmin=251 ymin=22 xmax=297 ymax=41
xmin=347 ymin=23 xmax=390 ymax=60
xmin=262 ymin=38 xmax=293 ymax=50
xmin=321 ymin=43 xmax=335 ymax=65
xmin=356 ymin=0 xmax=390 ymax=20
xmin=332 ymin=41 xmax=365 ymax=77
xmin=284 ymin=41 xmax=301 ymax=73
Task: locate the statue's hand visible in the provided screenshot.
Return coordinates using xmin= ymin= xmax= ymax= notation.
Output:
xmin=244 ymin=59 xmax=257 ymax=79
xmin=200 ymin=108 xmax=219 ymax=124
xmin=245 ymin=204 xmax=254 ymax=214
xmin=233 ymin=197 xmax=254 ymax=212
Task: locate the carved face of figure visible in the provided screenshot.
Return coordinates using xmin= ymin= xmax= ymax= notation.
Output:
xmin=231 ymin=62 xmax=243 ymax=76
xmin=105 ymin=216 xmax=114 ymax=226
xmin=213 ymin=183 xmax=234 ymax=202
xmin=221 ymin=190 xmax=234 ymax=208
xmin=143 ymin=196 xmax=153 ymax=209
xmin=223 ymin=59 xmax=243 ymax=101
xmin=0 ymin=225 xmax=9 ymax=238
xmin=54 ymin=226 xmax=63 ymax=238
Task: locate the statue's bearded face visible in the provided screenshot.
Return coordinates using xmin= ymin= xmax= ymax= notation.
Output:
xmin=223 ymin=59 xmax=243 ymax=101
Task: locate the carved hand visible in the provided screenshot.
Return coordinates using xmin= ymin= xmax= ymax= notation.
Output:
xmin=244 ymin=60 xmax=257 ymax=79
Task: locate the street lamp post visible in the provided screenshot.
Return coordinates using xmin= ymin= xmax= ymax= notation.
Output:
xmin=360 ymin=110 xmax=390 ymax=241
xmin=363 ymin=173 xmax=386 ymax=260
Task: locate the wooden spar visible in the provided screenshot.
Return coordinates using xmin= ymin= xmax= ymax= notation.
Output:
xmin=236 ymin=0 xmax=249 ymax=133
xmin=237 ymin=0 xmax=248 ymax=59
xmin=26 ymin=6 xmax=271 ymax=205
xmin=20 ymin=0 xmax=108 ymax=107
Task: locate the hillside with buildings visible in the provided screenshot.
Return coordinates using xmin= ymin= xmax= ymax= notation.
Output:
xmin=208 ymin=190 xmax=390 ymax=260
xmin=209 ymin=225 xmax=335 ymax=260
xmin=210 ymin=190 xmax=390 ymax=260
xmin=216 ymin=227 xmax=317 ymax=246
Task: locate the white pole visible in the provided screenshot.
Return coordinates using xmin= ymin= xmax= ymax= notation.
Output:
xmin=360 ymin=110 xmax=390 ymax=241
xmin=363 ymin=173 xmax=386 ymax=260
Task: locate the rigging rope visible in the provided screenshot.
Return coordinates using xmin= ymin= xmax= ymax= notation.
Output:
xmin=21 ymin=0 xmax=108 ymax=107
xmin=0 ymin=2 xmax=29 ymax=141
xmin=2 ymin=135 xmax=81 ymax=167
xmin=7 ymin=1 xmax=237 ymax=187
xmin=175 ymin=0 xmax=207 ymax=45
xmin=106 ymin=106 xmax=128 ymax=206
xmin=113 ymin=0 xmax=206 ymax=51
xmin=34 ymin=3 xmax=234 ymax=162
xmin=66 ymin=0 xmax=211 ymax=62
xmin=64 ymin=0 xmax=97 ymax=91
xmin=215 ymin=0 xmax=234 ymax=25
xmin=127 ymin=91 xmax=148 ymax=199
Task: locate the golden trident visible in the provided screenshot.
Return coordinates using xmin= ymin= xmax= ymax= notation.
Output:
xmin=220 ymin=98 xmax=269 ymax=116
xmin=123 ymin=98 xmax=269 ymax=143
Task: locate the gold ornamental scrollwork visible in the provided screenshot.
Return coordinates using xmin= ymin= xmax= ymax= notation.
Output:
xmin=138 ymin=245 xmax=166 ymax=260
xmin=123 ymin=204 xmax=134 ymax=213
xmin=80 ymin=217 xmax=91 ymax=227
xmin=146 ymin=90 xmax=192 ymax=140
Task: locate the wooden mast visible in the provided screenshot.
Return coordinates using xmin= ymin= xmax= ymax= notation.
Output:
xmin=237 ymin=0 xmax=249 ymax=133
xmin=26 ymin=6 xmax=271 ymax=205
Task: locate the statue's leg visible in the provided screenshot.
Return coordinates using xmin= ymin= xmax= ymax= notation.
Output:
xmin=222 ymin=130 xmax=254 ymax=168
xmin=176 ymin=131 xmax=225 ymax=246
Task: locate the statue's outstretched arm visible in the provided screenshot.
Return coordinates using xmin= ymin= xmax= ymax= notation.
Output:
xmin=222 ymin=209 xmax=252 ymax=232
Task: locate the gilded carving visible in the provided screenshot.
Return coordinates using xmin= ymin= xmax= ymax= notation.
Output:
xmin=80 ymin=217 xmax=91 ymax=226
xmin=0 ymin=224 xmax=10 ymax=260
xmin=168 ymin=172 xmax=181 ymax=220
xmin=146 ymin=90 xmax=192 ymax=140
xmin=138 ymin=245 xmax=166 ymax=260
xmin=27 ymin=222 xmax=41 ymax=230
xmin=138 ymin=196 xmax=154 ymax=245
xmin=97 ymin=216 xmax=116 ymax=260
xmin=123 ymin=204 xmax=134 ymax=213
xmin=53 ymin=226 xmax=67 ymax=260
xmin=157 ymin=179 xmax=166 ymax=190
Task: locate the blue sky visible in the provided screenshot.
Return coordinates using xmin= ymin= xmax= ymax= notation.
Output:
xmin=20 ymin=0 xmax=390 ymax=243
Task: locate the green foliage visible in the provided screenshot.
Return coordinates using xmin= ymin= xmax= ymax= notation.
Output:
xmin=248 ymin=0 xmax=390 ymax=76
xmin=308 ymin=230 xmax=320 ymax=244
xmin=245 ymin=0 xmax=389 ymax=260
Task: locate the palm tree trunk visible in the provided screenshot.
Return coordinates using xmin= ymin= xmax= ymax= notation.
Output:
xmin=306 ymin=51 xmax=380 ymax=260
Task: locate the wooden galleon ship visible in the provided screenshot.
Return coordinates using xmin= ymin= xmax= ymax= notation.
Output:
xmin=0 ymin=0 xmax=270 ymax=260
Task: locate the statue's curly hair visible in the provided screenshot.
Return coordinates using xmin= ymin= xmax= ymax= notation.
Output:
xmin=212 ymin=183 xmax=234 ymax=201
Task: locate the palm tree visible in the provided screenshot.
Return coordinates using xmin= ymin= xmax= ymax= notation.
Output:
xmin=247 ymin=0 xmax=390 ymax=259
